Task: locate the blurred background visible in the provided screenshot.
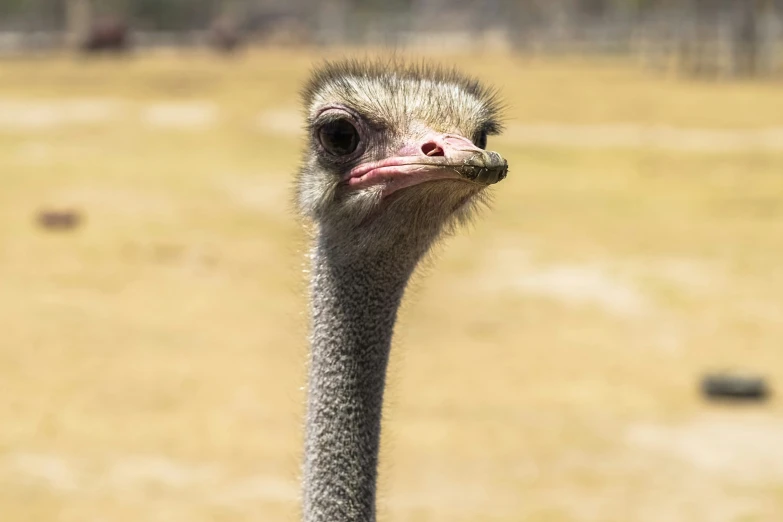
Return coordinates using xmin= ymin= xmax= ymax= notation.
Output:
xmin=1 ymin=1 xmax=782 ymax=521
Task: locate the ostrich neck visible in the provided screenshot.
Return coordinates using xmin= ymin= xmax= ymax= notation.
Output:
xmin=303 ymin=232 xmax=422 ymax=522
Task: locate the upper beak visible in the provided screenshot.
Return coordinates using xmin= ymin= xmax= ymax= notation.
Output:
xmin=346 ymin=132 xmax=508 ymax=193
xmin=418 ymin=133 xmax=508 ymax=185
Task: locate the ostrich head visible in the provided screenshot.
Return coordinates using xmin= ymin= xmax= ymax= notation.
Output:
xmin=296 ymin=60 xmax=507 ymax=262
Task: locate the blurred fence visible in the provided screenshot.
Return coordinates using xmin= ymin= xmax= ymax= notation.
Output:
xmin=0 ymin=0 xmax=781 ymax=77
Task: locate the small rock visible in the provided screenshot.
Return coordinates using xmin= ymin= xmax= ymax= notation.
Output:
xmin=36 ymin=209 xmax=83 ymax=231
xmin=701 ymin=373 xmax=770 ymax=402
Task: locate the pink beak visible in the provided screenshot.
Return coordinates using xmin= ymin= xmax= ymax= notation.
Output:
xmin=345 ymin=132 xmax=507 ymax=196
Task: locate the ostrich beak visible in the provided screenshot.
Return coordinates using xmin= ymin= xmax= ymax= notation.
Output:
xmin=345 ymin=133 xmax=508 ymax=196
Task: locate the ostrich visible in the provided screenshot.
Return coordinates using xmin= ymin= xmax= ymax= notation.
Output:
xmin=209 ymin=17 xmax=242 ymax=54
xmin=81 ymin=16 xmax=129 ymax=53
xmin=296 ymin=59 xmax=508 ymax=522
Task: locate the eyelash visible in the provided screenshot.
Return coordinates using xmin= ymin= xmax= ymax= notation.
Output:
xmin=474 ymin=130 xmax=488 ymax=149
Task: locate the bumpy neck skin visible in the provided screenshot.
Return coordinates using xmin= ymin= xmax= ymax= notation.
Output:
xmin=302 ymin=229 xmax=422 ymax=522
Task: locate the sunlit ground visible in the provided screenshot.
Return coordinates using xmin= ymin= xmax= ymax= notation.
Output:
xmin=0 ymin=48 xmax=782 ymax=522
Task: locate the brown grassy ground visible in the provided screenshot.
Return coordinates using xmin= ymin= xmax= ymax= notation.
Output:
xmin=0 ymin=49 xmax=782 ymax=522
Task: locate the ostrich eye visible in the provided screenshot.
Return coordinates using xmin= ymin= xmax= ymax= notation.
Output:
xmin=318 ymin=119 xmax=360 ymax=156
xmin=474 ymin=129 xmax=488 ymax=150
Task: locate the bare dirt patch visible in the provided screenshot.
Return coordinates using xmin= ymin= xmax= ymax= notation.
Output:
xmin=141 ymin=101 xmax=218 ymax=130
xmin=0 ymin=98 xmax=121 ymax=130
xmin=475 ymin=245 xmax=650 ymax=318
xmin=2 ymin=452 xmax=298 ymax=507
xmin=627 ymin=413 xmax=783 ymax=484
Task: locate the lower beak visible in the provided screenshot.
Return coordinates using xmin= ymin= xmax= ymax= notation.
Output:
xmin=346 ymin=150 xmax=508 ymax=191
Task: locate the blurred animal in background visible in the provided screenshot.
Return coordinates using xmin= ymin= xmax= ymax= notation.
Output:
xmin=82 ymin=16 xmax=129 ymax=53
xmin=209 ymin=17 xmax=242 ymax=54
xmin=296 ymin=60 xmax=508 ymax=522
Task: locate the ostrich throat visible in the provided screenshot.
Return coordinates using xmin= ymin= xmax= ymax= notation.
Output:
xmin=303 ymin=230 xmax=424 ymax=522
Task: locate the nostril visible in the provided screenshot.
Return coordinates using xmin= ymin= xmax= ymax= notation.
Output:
xmin=421 ymin=142 xmax=444 ymax=157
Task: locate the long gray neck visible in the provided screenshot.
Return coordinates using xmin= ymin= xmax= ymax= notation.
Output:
xmin=302 ymin=231 xmax=421 ymax=522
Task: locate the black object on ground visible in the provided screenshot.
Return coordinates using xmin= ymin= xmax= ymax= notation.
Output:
xmin=701 ymin=373 xmax=770 ymax=402
xmin=37 ymin=209 xmax=82 ymax=231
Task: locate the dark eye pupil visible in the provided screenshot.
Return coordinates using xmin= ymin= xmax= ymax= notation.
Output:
xmin=319 ymin=119 xmax=359 ymax=156
xmin=475 ymin=130 xmax=488 ymax=150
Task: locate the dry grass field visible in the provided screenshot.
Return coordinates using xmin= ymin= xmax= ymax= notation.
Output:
xmin=0 ymin=49 xmax=782 ymax=522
